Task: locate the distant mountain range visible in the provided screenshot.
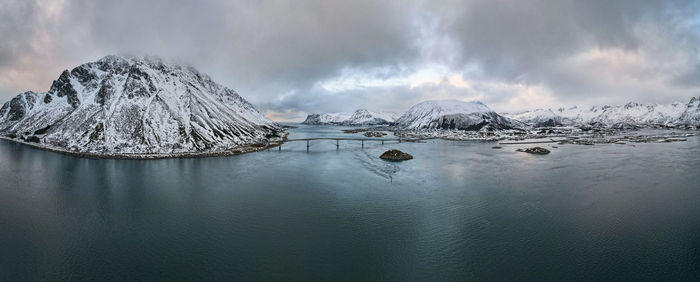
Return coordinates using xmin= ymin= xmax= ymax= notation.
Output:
xmin=305 ymin=97 xmax=700 ymax=131
xmin=302 ymin=109 xmax=398 ymax=125
xmin=0 ymin=55 xmax=282 ymax=155
xmin=503 ymin=97 xmax=700 ymax=129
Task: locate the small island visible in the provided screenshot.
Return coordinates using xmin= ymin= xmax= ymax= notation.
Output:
xmin=380 ymin=150 xmax=413 ymax=161
xmin=517 ymin=147 xmax=551 ymax=155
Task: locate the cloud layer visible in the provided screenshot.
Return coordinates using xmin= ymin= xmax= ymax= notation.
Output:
xmin=1 ymin=0 xmax=699 ymax=120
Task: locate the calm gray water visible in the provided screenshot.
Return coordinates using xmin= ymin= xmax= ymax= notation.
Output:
xmin=1 ymin=124 xmax=699 ymax=281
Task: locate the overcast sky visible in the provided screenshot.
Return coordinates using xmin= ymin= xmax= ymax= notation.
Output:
xmin=1 ymin=0 xmax=700 ymax=121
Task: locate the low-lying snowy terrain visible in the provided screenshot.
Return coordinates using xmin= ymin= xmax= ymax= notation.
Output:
xmin=0 ymin=55 xmax=284 ymax=157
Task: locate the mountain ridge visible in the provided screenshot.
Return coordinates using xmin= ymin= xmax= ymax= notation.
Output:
xmin=302 ymin=109 xmax=398 ymax=125
xmin=503 ymin=98 xmax=699 ymax=128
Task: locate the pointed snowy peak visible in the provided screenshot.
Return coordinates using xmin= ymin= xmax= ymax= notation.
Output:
xmin=342 ymin=109 xmax=397 ymax=125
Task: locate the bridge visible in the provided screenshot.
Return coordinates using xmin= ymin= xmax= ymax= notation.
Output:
xmin=278 ymin=137 xmax=427 ymax=151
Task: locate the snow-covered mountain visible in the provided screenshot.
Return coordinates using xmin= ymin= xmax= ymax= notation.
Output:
xmin=504 ymin=99 xmax=698 ymax=128
xmin=0 ymin=55 xmax=283 ymax=155
xmin=302 ymin=109 xmax=397 ymax=125
xmin=343 ymin=109 xmax=397 ymax=125
xmin=395 ymin=100 xmax=522 ymax=130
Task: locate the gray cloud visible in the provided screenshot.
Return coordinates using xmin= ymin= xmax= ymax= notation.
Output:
xmin=1 ymin=0 xmax=699 ymax=120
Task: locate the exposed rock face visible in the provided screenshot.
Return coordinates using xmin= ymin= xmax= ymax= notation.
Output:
xmin=396 ymin=100 xmax=523 ymax=131
xmin=0 ymin=55 xmax=283 ymax=155
xmin=516 ymin=147 xmax=551 ymax=155
xmin=379 ymin=149 xmax=413 ymax=161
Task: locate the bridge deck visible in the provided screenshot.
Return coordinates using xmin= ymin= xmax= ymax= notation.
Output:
xmin=285 ymin=137 xmax=421 ymax=142
xmin=277 ymin=137 xmax=427 ymax=151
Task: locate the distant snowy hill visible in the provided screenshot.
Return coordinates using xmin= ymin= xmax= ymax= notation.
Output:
xmin=504 ymin=98 xmax=699 ymax=128
xmin=302 ymin=109 xmax=398 ymax=125
xmin=302 ymin=112 xmax=352 ymax=125
xmin=395 ymin=100 xmax=522 ymax=130
xmin=504 ymin=109 xmax=564 ymax=127
xmin=0 ymin=55 xmax=282 ymax=154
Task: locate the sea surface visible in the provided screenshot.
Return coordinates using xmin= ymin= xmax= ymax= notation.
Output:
xmin=1 ymin=124 xmax=699 ymax=280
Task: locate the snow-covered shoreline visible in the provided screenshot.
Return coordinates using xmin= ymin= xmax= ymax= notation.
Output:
xmin=0 ymin=136 xmax=285 ymax=159
xmin=360 ymin=125 xmax=698 ymax=143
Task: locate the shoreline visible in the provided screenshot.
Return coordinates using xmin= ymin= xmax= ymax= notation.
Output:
xmin=1 ymin=127 xmax=697 ymax=159
xmin=0 ymin=136 xmax=285 ymax=160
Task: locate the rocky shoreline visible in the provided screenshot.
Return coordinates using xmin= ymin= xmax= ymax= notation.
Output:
xmin=351 ymin=124 xmax=698 ymax=143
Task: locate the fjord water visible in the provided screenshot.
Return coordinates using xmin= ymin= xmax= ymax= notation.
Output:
xmin=1 ymin=125 xmax=699 ymax=280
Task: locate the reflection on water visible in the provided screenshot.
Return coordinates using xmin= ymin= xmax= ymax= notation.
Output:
xmin=1 ymin=125 xmax=699 ymax=280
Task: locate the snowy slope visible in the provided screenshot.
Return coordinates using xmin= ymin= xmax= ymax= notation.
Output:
xmin=0 ymin=55 xmax=282 ymax=154
xmin=342 ymin=109 xmax=398 ymax=125
xmin=396 ymin=100 xmax=522 ymax=130
xmin=302 ymin=109 xmax=397 ymax=125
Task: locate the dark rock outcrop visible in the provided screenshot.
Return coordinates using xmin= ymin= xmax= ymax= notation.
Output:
xmin=380 ymin=149 xmax=413 ymax=161
xmin=516 ymin=147 xmax=550 ymax=155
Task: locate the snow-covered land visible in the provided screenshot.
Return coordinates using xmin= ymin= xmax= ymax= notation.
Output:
xmin=302 ymin=109 xmax=398 ymax=125
xmin=395 ymin=100 xmax=523 ymax=130
xmin=504 ymin=98 xmax=699 ymax=128
xmin=0 ymin=55 xmax=283 ymax=156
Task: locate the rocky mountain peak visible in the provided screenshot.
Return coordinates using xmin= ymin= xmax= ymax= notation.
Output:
xmin=0 ymin=55 xmax=282 ymax=156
